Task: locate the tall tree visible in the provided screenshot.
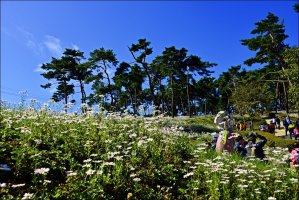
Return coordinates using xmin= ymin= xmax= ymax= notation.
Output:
xmin=158 ymin=46 xmax=187 ymax=117
xmin=216 ymin=66 xmax=246 ymax=111
xmin=241 ymin=12 xmax=291 ymax=112
xmin=89 ymin=48 xmax=118 ymax=109
xmin=184 ymin=55 xmax=216 ymax=117
xmin=195 ymin=77 xmax=219 ymax=115
xmin=150 ymin=56 xmax=167 ymax=114
xmin=40 ymin=57 xmax=75 ymax=112
xmin=113 ymin=62 xmax=145 ymax=114
xmin=129 ymin=39 xmax=156 ymax=106
xmin=282 ymin=47 xmax=299 ymax=112
xmin=62 ymin=49 xmax=92 ymax=105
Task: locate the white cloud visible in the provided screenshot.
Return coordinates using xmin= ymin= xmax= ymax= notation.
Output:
xmin=44 ymin=35 xmax=63 ymax=56
xmin=72 ymin=44 xmax=79 ymax=50
xmin=17 ymin=27 xmax=43 ymax=55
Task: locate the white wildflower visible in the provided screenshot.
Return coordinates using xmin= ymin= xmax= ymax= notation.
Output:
xmin=183 ymin=172 xmax=194 ymax=178
xmin=86 ymin=169 xmax=96 ymax=175
xmin=290 ymin=178 xmax=298 ymax=183
xmin=11 ymin=183 xmax=26 ymax=188
xmin=82 ymin=163 xmax=92 ymax=168
xmin=105 ymin=162 xmax=116 ymax=166
xmin=133 ymin=177 xmax=141 ymax=182
xmin=34 ymin=168 xmax=49 ymax=175
xmin=22 ymin=193 xmax=34 ymax=200
xmin=0 ymin=183 xmax=7 ymax=188
xmin=66 ymin=171 xmax=77 ymax=177
xmin=268 ymin=197 xmax=276 ymax=200
xmin=130 ymin=174 xmax=137 ymax=177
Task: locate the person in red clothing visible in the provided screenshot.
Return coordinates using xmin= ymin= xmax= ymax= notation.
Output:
xmin=290 ymin=143 xmax=299 ymax=168
xmin=241 ymin=122 xmax=247 ymax=131
xmin=294 ymin=127 xmax=299 ymax=140
xmin=268 ymin=122 xmax=276 ymax=134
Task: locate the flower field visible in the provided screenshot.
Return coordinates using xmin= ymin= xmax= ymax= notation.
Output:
xmin=0 ymin=107 xmax=298 ymax=200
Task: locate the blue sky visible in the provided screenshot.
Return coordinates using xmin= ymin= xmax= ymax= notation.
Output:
xmin=1 ymin=1 xmax=298 ymax=106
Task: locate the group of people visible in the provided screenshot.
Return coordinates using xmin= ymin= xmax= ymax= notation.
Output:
xmin=258 ymin=116 xmax=280 ymax=134
xmin=210 ymin=131 xmax=268 ymax=159
xmin=258 ymin=116 xmax=299 ymax=140
xmin=234 ymin=133 xmax=267 ymax=159
xmin=212 ymin=111 xmax=299 ymax=167
xmin=235 ymin=121 xmax=254 ymax=132
xmin=283 ymin=116 xmax=299 ymax=140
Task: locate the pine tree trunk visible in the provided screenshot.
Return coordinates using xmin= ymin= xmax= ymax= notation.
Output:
xmin=79 ymin=79 xmax=87 ymax=113
xmin=79 ymin=80 xmax=86 ymax=104
xmin=159 ymin=78 xmax=164 ymax=114
xmin=103 ymin=61 xmax=114 ymax=107
xmin=134 ymin=88 xmax=137 ymax=115
xmin=282 ymin=81 xmax=289 ymax=114
xmin=186 ymin=70 xmax=191 ymax=118
xmin=63 ymin=80 xmax=68 ymax=113
xmin=171 ymin=74 xmax=174 ymax=118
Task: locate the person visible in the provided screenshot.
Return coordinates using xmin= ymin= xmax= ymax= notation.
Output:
xmin=241 ymin=122 xmax=247 ymax=131
xmin=286 ymin=116 xmax=292 ymax=125
xmin=275 ymin=116 xmax=281 ymax=129
xmin=268 ymin=122 xmax=275 ymax=134
xmin=259 ymin=124 xmax=266 ymax=131
xmin=272 ymin=117 xmax=276 ymax=124
xmin=249 ymin=121 xmax=253 ymax=132
xmin=209 ymin=133 xmax=219 ymax=149
xmin=283 ymin=116 xmax=291 ymax=136
xmin=214 ymin=111 xmax=235 ymax=153
xmin=235 ymin=123 xmax=240 ymax=131
xmin=234 ymin=135 xmax=247 ymax=157
xmin=294 ymin=127 xmax=299 ymax=140
xmin=290 ymin=143 xmax=299 ymax=168
xmin=247 ymin=133 xmax=267 ymax=159
xmin=289 ymin=123 xmax=295 ymax=139
xmin=295 ymin=118 xmax=299 ymax=129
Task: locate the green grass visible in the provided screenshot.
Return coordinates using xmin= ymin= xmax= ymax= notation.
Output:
xmin=157 ymin=115 xmax=219 ymax=134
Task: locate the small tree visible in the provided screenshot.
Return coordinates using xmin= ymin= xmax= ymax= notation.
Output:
xmin=231 ymin=76 xmax=274 ymax=124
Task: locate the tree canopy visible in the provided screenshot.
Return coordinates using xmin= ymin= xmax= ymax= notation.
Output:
xmin=40 ymin=11 xmax=298 ymax=116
